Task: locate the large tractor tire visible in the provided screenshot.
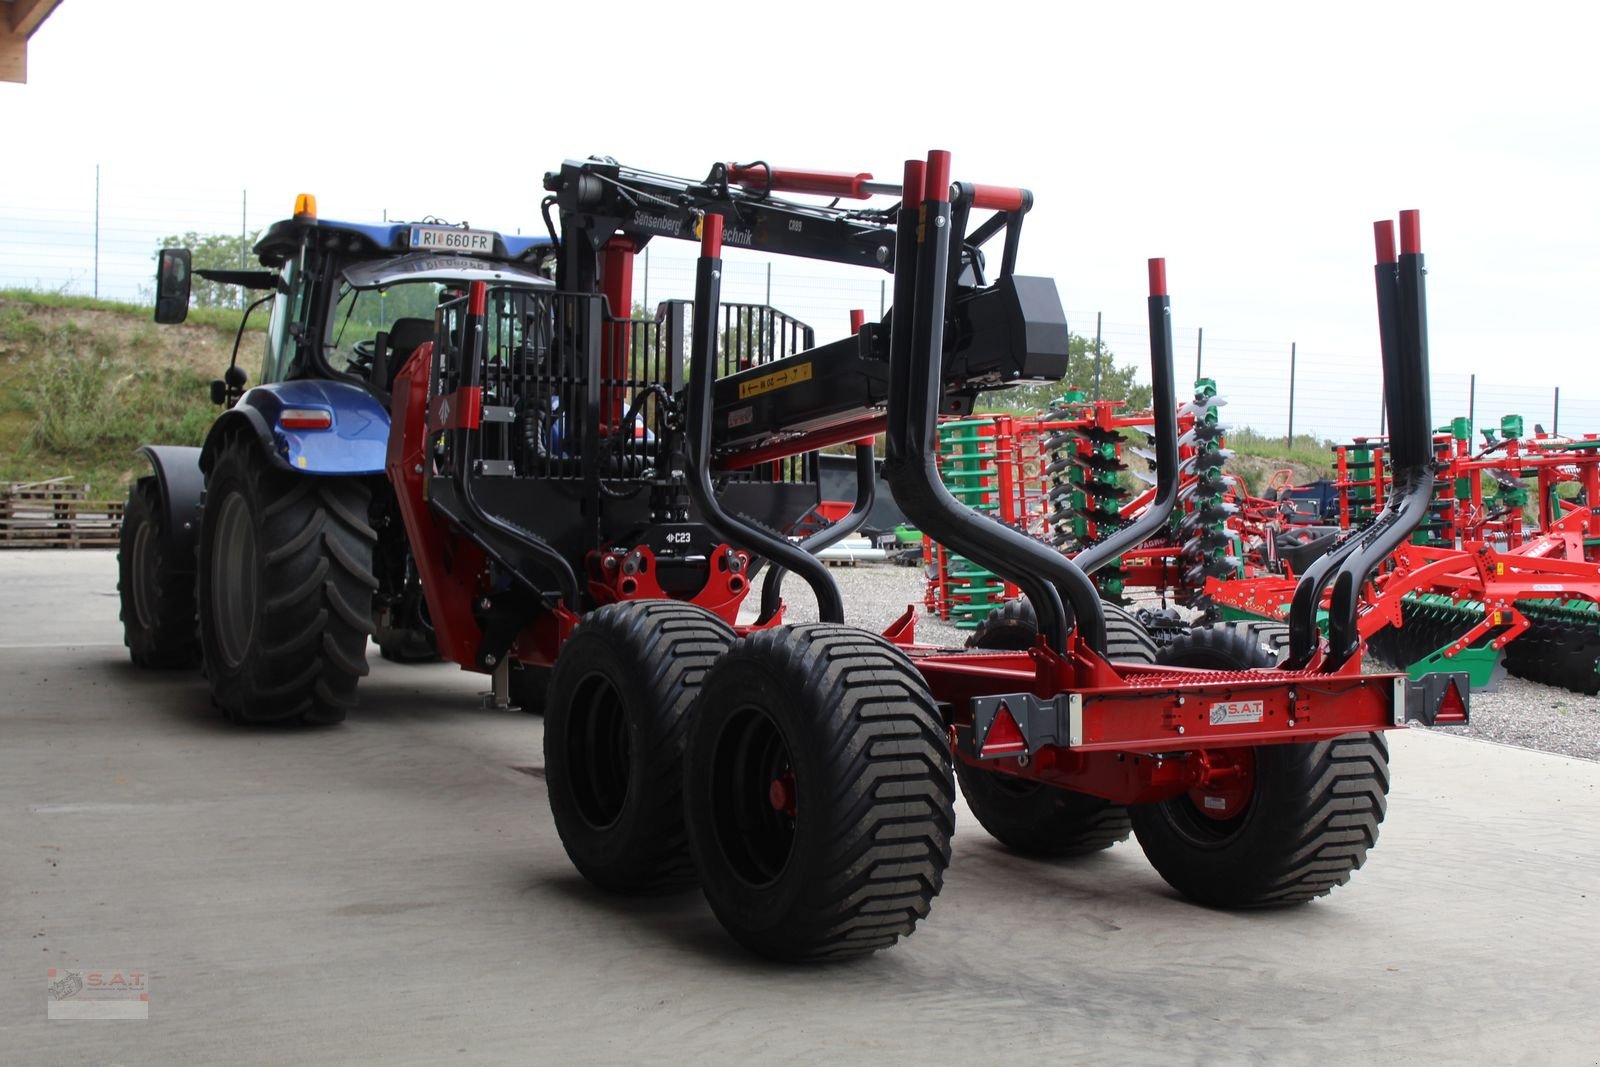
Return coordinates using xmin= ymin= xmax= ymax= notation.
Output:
xmin=682 ymin=624 xmax=955 ymax=962
xmin=196 ymin=436 xmax=377 ymax=725
xmin=544 ymin=601 xmax=735 ymax=894
xmin=959 ymin=598 xmax=1155 ymax=857
xmin=118 ymin=477 xmax=200 ymax=668
xmin=1130 ymin=622 xmax=1389 ymax=907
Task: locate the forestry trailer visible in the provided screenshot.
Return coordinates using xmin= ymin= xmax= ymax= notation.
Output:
xmin=125 ymin=150 xmax=1464 ymax=961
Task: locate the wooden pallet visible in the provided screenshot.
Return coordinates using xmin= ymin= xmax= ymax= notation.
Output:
xmin=0 ymin=481 xmax=124 ymax=549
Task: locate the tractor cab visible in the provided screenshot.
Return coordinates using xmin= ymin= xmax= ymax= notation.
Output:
xmin=154 ymin=196 xmax=554 ymax=404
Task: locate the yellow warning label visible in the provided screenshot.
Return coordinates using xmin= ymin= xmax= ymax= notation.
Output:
xmin=739 ymin=361 xmax=813 ymax=400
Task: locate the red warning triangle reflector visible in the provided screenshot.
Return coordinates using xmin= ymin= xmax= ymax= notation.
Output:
xmin=981 ymin=703 xmax=1028 ymax=757
xmin=1434 ymin=680 xmax=1468 ymax=724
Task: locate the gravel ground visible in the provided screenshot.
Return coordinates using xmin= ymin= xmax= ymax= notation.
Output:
xmin=766 ymin=559 xmax=1600 ymax=763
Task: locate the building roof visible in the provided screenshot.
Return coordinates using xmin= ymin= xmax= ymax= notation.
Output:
xmin=2 ymin=0 xmax=64 ymax=83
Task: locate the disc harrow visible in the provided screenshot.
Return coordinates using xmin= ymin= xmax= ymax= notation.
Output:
xmin=1505 ymin=598 xmax=1600 ymax=695
xmin=1365 ymin=592 xmax=1508 ymax=689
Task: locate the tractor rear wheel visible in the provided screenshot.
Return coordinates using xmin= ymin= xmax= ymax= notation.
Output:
xmin=197 ymin=436 xmax=377 ymax=725
xmin=118 ymin=477 xmax=200 ymax=668
xmin=958 ymin=598 xmax=1154 ymax=857
xmin=544 ymin=601 xmax=734 ymax=894
xmin=1130 ymin=622 xmax=1390 ymax=907
xmin=682 ymin=625 xmax=955 ymax=962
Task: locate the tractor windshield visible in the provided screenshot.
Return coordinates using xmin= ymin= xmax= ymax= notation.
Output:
xmin=326 ymin=253 xmax=554 ymax=378
xmin=326 ymin=279 xmax=444 ymax=375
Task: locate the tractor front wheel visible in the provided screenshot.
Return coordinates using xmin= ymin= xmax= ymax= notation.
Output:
xmin=544 ymin=601 xmax=735 ymax=894
xmin=1131 ymin=622 xmax=1390 ymax=906
xmin=197 ymin=436 xmax=377 ymax=725
xmin=118 ymin=477 xmax=200 ymax=668
xmin=683 ymin=625 xmax=955 ymax=962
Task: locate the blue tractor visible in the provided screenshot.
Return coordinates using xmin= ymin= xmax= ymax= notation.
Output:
xmin=121 ymin=197 xmax=555 ymax=723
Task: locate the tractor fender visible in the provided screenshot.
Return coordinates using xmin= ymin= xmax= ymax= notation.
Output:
xmin=200 ymin=380 xmax=390 ymax=477
xmin=135 ymin=444 xmax=205 ymax=557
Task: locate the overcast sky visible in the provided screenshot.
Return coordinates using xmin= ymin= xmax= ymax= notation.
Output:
xmin=4 ymin=0 xmax=1596 ymax=436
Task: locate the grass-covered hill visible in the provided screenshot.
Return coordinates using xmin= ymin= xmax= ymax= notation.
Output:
xmin=0 ymin=289 xmax=1335 ymax=500
xmin=0 ymin=290 xmax=262 ymax=495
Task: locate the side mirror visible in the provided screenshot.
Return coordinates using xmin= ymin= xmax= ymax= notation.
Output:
xmin=154 ymin=248 xmax=192 ymax=324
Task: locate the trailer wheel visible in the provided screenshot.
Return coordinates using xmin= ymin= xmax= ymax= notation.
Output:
xmin=1155 ymin=620 xmax=1289 ymax=670
xmin=544 ymin=602 xmax=734 ymax=894
xmin=1131 ymin=622 xmax=1390 ymax=907
xmin=118 ymin=477 xmax=200 ymax=668
xmin=197 ymin=436 xmax=377 ymax=725
xmin=962 ymin=597 xmax=1158 ymax=662
xmin=963 ymin=598 xmax=1042 ymax=651
xmin=683 ymin=625 xmax=955 ymax=962
xmin=958 ymin=597 xmax=1154 ymax=857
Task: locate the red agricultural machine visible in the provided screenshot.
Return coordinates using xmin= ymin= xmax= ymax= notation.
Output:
xmin=131 ymin=149 xmax=1462 ymax=962
xmin=920 ymin=380 xmax=1306 ymax=635
xmin=1210 ymin=415 xmax=1600 ymax=693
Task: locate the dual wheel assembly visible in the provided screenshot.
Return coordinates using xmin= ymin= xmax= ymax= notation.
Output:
xmin=542 ymin=602 xmax=1391 ymax=962
xmin=544 ymin=601 xmax=956 ymax=961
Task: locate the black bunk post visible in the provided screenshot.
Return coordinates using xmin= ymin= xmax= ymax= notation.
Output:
xmin=682 ymin=214 xmax=846 ymax=623
xmin=1287 ymin=212 xmax=1435 ymax=669
xmin=880 ymin=151 xmax=1103 ymax=654
xmin=443 ymin=281 xmax=582 ymax=619
xmin=1074 ymin=258 xmax=1181 ymax=576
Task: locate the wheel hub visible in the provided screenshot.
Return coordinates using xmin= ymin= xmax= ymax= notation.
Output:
xmin=210 ymin=491 xmax=260 ymax=670
xmin=567 ymin=672 xmax=631 ymax=830
xmin=768 ymin=771 xmax=797 ymax=818
xmin=131 ymin=521 xmax=160 ymax=631
xmin=709 ymin=704 xmax=796 ymax=887
xmin=1187 ymin=748 xmax=1256 ymax=821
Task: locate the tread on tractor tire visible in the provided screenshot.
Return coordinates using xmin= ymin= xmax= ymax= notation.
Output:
xmin=959 ymin=597 xmax=1153 ymax=857
xmin=1131 ymin=621 xmax=1389 ymax=907
xmin=118 ymin=476 xmax=201 ymax=668
xmin=544 ymin=601 xmax=735 ymax=894
xmin=197 ymin=435 xmax=377 ymax=726
xmin=682 ymin=624 xmax=955 ymax=962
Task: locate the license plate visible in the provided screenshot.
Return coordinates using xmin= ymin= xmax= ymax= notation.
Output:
xmin=409 ymin=226 xmax=496 ymax=254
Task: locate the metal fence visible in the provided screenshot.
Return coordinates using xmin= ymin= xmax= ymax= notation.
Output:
xmin=3 ymin=175 xmax=1593 ymax=446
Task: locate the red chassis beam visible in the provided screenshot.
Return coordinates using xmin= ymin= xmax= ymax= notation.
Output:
xmin=904 ymin=642 xmax=1403 ymax=804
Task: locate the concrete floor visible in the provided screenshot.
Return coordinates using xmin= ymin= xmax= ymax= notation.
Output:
xmin=3 ymin=551 xmax=1598 ymax=1066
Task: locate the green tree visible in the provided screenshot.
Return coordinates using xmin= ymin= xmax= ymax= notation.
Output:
xmin=155 ymin=230 xmax=262 ymax=309
xmin=978 ymin=333 xmax=1152 ymax=415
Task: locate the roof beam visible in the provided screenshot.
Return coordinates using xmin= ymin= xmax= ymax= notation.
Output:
xmin=0 ymin=32 xmax=24 ymax=83
xmin=9 ymin=0 xmax=63 ymax=37
xmin=2 ymin=0 xmax=61 ymax=83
